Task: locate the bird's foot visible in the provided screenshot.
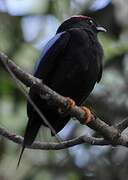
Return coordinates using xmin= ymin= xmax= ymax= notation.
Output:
xmin=80 ymin=106 xmax=93 ymax=124
xmin=58 ymin=97 xmax=75 ymax=114
xmin=66 ymin=97 xmax=76 ymax=109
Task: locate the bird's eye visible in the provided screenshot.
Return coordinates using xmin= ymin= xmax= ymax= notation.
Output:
xmin=88 ymin=20 xmax=94 ymax=25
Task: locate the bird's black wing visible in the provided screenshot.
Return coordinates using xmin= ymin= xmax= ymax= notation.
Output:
xmin=27 ymin=31 xmax=71 ymax=141
xmin=34 ymin=32 xmax=70 ymax=82
xmin=17 ymin=32 xmax=71 ymax=168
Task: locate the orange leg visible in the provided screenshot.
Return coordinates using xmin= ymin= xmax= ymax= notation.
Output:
xmin=58 ymin=97 xmax=76 ymax=114
xmin=66 ymin=98 xmax=93 ymax=124
xmin=59 ymin=97 xmax=93 ymax=124
xmin=80 ymin=106 xmax=93 ymax=124
xmin=66 ymin=97 xmax=76 ymax=109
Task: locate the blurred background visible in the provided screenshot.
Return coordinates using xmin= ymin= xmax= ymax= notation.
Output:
xmin=0 ymin=0 xmax=128 ymax=179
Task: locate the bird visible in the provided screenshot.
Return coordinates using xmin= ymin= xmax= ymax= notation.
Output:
xmin=17 ymin=15 xmax=106 ymax=167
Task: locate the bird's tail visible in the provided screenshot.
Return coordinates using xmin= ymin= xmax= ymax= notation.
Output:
xmin=17 ymin=117 xmax=41 ymax=168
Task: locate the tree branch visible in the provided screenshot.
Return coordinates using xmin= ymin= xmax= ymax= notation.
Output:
xmin=0 ymin=52 xmax=128 ymax=149
xmin=115 ymin=117 xmax=128 ymax=133
xmin=0 ymin=126 xmax=108 ymax=150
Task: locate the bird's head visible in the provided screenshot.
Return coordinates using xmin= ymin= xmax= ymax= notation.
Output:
xmin=57 ymin=15 xmax=106 ymax=34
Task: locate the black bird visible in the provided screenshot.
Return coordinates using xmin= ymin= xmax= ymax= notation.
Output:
xmin=17 ymin=15 xmax=106 ymax=166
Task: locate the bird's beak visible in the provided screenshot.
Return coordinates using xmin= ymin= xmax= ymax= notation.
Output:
xmin=96 ymin=26 xmax=107 ymax=33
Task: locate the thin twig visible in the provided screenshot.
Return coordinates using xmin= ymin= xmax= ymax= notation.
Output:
xmin=0 ymin=126 xmax=108 ymax=150
xmin=115 ymin=117 xmax=128 ymax=133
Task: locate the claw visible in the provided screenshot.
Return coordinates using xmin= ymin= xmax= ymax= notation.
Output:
xmin=66 ymin=97 xmax=76 ymax=109
xmin=58 ymin=97 xmax=75 ymax=114
xmin=80 ymin=106 xmax=93 ymax=124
